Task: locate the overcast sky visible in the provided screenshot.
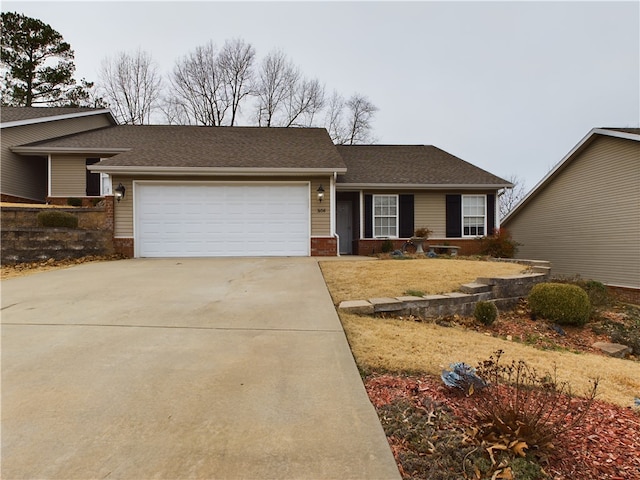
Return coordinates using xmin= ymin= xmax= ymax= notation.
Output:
xmin=4 ymin=1 xmax=639 ymax=191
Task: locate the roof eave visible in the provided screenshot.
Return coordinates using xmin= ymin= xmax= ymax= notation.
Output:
xmin=336 ymin=182 xmax=513 ymax=190
xmin=11 ymin=146 xmax=131 ymax=155
xmin=88 ymin=165 xmax=348 ymax=176
xmin=0 ymin=109 xmax=117 ymax=129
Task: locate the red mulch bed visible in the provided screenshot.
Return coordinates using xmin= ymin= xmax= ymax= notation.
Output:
xmin=365 ymin=374 xmax=640 ymax=479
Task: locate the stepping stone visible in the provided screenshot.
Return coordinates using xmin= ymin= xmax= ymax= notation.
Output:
xmin=592 ymin=342 xmax=632 ymax=358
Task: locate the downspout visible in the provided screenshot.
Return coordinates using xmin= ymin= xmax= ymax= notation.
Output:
xmin=47 ymin=154 xmax=52 ymax=200
xmin=332 ymin=172 xmax=339 ymax=256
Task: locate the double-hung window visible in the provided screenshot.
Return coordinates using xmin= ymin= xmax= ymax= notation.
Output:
xmin=373 ymin=195 xmax=398 ymax=238
xmin=462 ymin=195 xmax=486 ymax=236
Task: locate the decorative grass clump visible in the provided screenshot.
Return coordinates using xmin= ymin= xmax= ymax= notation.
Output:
xmin=474 ymin=301 xmax=498 ymax=326
xmin=381 ymin=239 xmax=394 ymax=253
xmin=36 ymin=210 xmax=78 ymax=229
xmin=528 ymin=282 xmax=590 ymax=326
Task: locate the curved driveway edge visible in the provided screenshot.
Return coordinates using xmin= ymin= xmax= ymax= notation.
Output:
xmin=1 ymin=258 xmax=400 ymax=479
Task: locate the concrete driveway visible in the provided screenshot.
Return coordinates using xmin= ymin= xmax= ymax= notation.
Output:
xmin=1 ymin=258 xmax=400 ymax=480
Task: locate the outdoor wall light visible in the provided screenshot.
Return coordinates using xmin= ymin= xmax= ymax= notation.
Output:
xmin=114 ymin=183 xmax=126 ymax=202
xmin=317 ymin=184 xmax=325 ymax=202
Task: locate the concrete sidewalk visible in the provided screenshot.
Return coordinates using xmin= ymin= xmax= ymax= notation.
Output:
xmin=1 ymin=258 xmax=400 ymax=479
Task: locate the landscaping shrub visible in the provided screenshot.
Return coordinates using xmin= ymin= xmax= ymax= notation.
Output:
xmin=528 ymin=282 xmax=590 ymax=326
xmin=471 ymin=350 xmax=598 ymax=454
xmin=474 ymin=301 xmax=498 ymax=326
xmin=552 ymin=276 xmax=611 ymax=315
xmin=36 ymin=210 xmax=78 ymax=228
xmin=478 ymin=228 xmax=520 ymax=258
xmin=381 ymin=239 xmax=394 ymax=253
xmin=66 ymin=197 xmax=82 ymax=207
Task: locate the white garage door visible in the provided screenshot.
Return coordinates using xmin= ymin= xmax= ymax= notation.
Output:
xmin=136 ymin=183 xmax=310 ymax=257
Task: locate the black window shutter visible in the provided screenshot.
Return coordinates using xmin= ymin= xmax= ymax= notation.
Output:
xmin=446 ymin=195 xmax=462 ymax=238
xmin=86 ymin=158 xmax=101 ymax=196
xmin=487 ymin=194 xmax=495 ymax=236
xmin=398 ymin=194 xmax=414 ymax=238
xmin=364 ymin=194 xmax=373 ymax=238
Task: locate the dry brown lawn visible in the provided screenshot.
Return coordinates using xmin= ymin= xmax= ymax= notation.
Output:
xmin=319 ymin=257 xmax=527 ymax=304
xmin=318 ymin=258 xmax=638 ymax=408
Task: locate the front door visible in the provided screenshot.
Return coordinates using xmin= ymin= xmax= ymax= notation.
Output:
xmin=337 ymin=201 xmax=353 ymax=254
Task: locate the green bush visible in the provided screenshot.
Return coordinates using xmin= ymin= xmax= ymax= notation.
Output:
xmin=381 ymin=239 xmax=394 ymax=253
xmin=474 ymin=301 xmax=498 ymax=325
xmin=37 ymin=210 xmax=79 ymax=229
xmin=66 ymin=197 xmax=82 ymax=207
xmin=478 ymin=228 xmax=520 ymax=258
xmin=528 ymin=283 xmax=590 ymax=326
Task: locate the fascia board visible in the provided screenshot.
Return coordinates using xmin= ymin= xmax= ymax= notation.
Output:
xmin=0 ymin=109 xmax=116 ymax=128
xmin=335 ymin=183 xmax=513 ymax=190
xmin=11 ymin=146 xmax=130 ymax=155
xmin=88 ymin=166 xmax=347 ymax=176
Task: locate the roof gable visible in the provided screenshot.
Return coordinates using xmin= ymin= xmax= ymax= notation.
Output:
xmin=336 ymin=145 xmax=511 ymax=187
xmin=503 ymin=127 xmax=640 ymax=224
xmin=0 ymin=107 xmax=116 ymax=128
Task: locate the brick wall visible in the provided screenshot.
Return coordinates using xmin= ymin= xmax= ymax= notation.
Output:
xmin=311 ymin=237 xmax=338 ymax=256
xmin=356 ymin=238 xmax=485 ymax=256
xmin=607 ymin=286 xmax=640 ymax=306
xmin=114 ymin=238 xmax=134 ymax=258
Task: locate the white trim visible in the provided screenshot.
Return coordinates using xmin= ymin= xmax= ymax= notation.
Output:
xmin=13 ymin=146 xmax=130 ymax=155
xmin=1 ymin=109 xmax=115 ymax=129
xmin=359 ymin=191 xmax=364 ymax=240
xmin=89 ymin=166 xmax=346 ymax=176
xmin=330 ymin=172 xmax=336 ymax=236
xmin=47 ymin=154 xmax=52 ymax=197
xmin=336 ymin=182 xmax=513 ymax=190
xmin=132 ymin=180 xmax=312 ymax=258
xmin=461 ymin=194 xmax=487 ymax=238
xmin=503 ymin=128 xmax=640 ymax=224
xmin=372 ymin=194 xmax=400 ymax=239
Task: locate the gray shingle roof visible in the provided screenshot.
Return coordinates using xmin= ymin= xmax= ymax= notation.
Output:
xmin=0 ymin=106 xmax=107 ymax=123
xmin=20 ymin=125 xmax=347 ymax=170
xmin=336 ymin=145 xmax=511 ymax=186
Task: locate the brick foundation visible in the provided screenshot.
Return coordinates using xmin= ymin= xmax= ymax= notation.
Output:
xmin=311 ymin=237 xmax=338 ymax=256
xmin=356 ymin=238 xmax=483 ymax=256
xmin=114 ymin=238 xmax=134 ymax=258
xmin=46 ymin=196 xmax=105 ymax=208
xmin=607 ymin=285 xmax=640 ymax=306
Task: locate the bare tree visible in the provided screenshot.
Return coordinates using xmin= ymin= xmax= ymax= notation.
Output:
xmin=500 ymin=174 xmax=527 ymax=219
xmin=344 ymin=94 xmax=378 ymax=144
xmin=284 ymin=77 xmax=325 ymax=127
xmin=324 ymin=90 xmax=347 ymax=143
xmin=165 ymin=42 xmax=228 ymax=126
xmin=324 ymin=92 xmax=377 ymax=144
xmin=217 ymin=38 xmax=255 ymax=126
xmin=99 ymin=50 xmax=162 ymax=125
xmin=254 ymin=49 xmax=298 ymax=126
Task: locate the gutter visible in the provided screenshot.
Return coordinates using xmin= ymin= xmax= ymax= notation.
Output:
xmin=88 ymin=165 xmax=348 ymax=176
xmin=1 ymin=109 xmax=116 ymax=129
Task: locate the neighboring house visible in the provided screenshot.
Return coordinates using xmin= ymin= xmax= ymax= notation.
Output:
xmin=0 ymin=107 xmax=117 ymax=203
xmin=4 ymin=107 xmax=512 ymax=258
xmin=502 ymin=128 xmax=640 ymax=300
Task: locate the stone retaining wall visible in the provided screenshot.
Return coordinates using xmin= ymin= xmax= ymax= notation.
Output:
xmin=339 ymin=261 xmax=550 ymax=318
xmin=1 ymin=202 xmax=115 ymax=264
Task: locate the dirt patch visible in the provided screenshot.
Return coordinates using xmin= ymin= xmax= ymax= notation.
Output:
xmin=1 ymin=254 xmax=126 ymax=280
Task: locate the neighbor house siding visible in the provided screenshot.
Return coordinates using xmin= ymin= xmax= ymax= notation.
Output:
xmin=507 ymin=136 xmax=640 ymax=288
xmin=111 ymin=175 xmax=332 ymax=239
xmin=50 ymin=156 xmax=87 ymax=197
xmin=1 ymin=114 xmax=113 ymax=201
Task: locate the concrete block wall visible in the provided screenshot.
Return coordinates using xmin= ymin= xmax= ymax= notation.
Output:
xmin=339 ymin=267 xmax=550 ymax=319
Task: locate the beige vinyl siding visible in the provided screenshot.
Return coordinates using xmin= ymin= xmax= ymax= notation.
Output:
xmin=111 ymin=175 xmax=333 ymax=239
xmin=414 ymin=192 xmax=446 ymax=238
xmin=50 ymin=156 xmax=87 ymax=196
xmin=1 ymin=114 xmax=112 ymax=201
xmin=507 ymin=136 xmax=640 ymax=288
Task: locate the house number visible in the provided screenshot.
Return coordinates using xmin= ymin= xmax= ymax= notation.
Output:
xmin=317 ymin=208 xmax=326 ymax=213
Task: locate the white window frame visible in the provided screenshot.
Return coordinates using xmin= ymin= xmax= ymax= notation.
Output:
xmin=100 ymin=173 xmax=112 ymax=196
xmin=373 ymin=194 xmax=399 ymax=238
xmin=462 ymin=194 xmax=487 ymax=237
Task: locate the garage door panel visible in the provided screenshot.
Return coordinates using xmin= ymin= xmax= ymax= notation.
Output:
xmin=136 ymin=184 xmax=310 ymax=257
